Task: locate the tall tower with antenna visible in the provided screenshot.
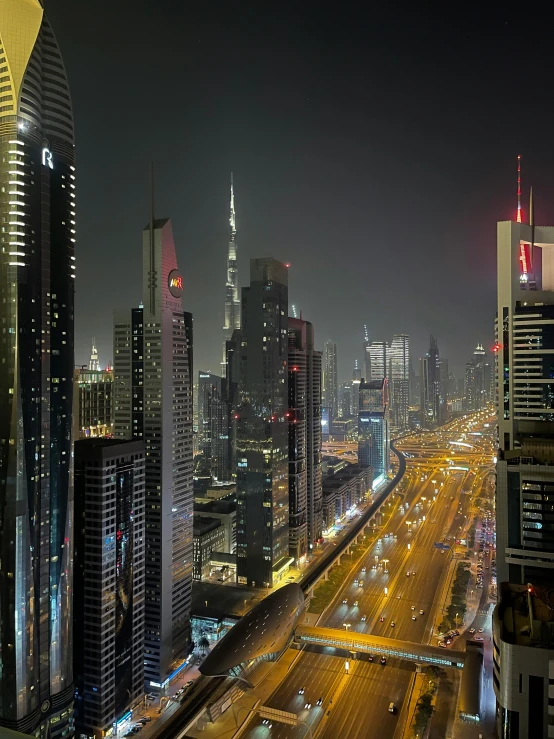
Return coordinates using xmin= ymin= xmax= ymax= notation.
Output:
xmin=89 ymin=337 xmax=99 ymax=371
xmin=222 ymin=173 xmax=240 ymax=376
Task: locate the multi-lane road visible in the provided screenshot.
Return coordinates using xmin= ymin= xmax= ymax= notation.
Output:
xmin=241 ymin=413 xmax=495 ymax=739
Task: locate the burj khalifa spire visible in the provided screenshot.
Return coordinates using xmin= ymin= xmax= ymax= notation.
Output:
xmin=222 ymin=173 xmax=240 ymax=376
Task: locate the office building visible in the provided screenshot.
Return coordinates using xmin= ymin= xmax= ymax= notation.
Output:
xmin=323 ymin=340 xmax=339 ymax=422
xmin=221 ymin=174 xmax=240 ymax=377
xmin=74 ymin=366 xmax=114 ymax=439
xmin=389 ymin=334 xmax=410 ymax=430
xmin=358 ymin=378 xmax=390 ymax=482
xmin=193 ymin=517 xmax=227 ymax=581
xmin=464 ymin=343 xmax=492 ymax=412
xmin=73 ymin=439 xmax=145 ymax=738
xmin=0 ymin=3 xmax=76 ymax=734
xmin=198 ymin=371 xmax=229 ymax=481
xmin=288 ymin=317 xmax=323 ymax=560
xmin=366 ymin=340 xmax=387 ymax=381
xmin=113 ymin=215 xmax=193 ymax=687
xmin=494 ymin=215 xmax=554 ymax=738
xmin=194 ymin=498 xmax=237 ymax=554
xmin=338 ymin=381 xmax=352 ymax=419
xmin=235 ymin=258 xmax=291 ymax=588
xmin=420 ymin=335 xmax=449 ymax=426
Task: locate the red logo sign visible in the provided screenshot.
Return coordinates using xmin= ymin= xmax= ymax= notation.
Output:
xmin=168 ymin=269 xmax=184 ymax=298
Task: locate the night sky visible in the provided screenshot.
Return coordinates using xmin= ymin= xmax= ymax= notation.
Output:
xmin=45 ymin=1 xmax=554 ymax=381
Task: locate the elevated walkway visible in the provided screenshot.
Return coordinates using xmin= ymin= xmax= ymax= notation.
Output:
xmin=295 ymin=624 xmax=466 ymax=669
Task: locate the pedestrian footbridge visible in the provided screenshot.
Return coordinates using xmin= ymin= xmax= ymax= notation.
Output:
xmin=295 ymin=624 xmax=466 ymax=669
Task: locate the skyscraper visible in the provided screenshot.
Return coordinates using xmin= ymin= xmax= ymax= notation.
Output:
xmin=73 ymin=439 xmax=145 ymax=737
xmin=288 ymin=317 xmax=323 ymax=560
xmin=464 ymin=343 xmax=492 ymax=411
xmin=221 ymin=174 xmax=240 ymax=377
xmin=367 ymin=341 xmax=387 ymax=381
xmin=114 ymin=215 xmax=193 ymax=687
xmin=323 ymin=340 xmax=338 ymax=421
xmin=494 ymin=214 xmax=554 ymax=738
xmin=235 ymin=259 xmax=291 ymax=588
xmin=389 ymin=334 xmax=410 ymax=430
xmin=420 ymin=335 xmax=440 ymax=426
xmin=0 ymin=3 xmax=75 ymax=735
xmin=358 ymin=379 xmax=389 ymax=482
xmin=197 ymin=371 xmax=229 ymax=481
xmin=89 ymin=337 xmax=100 ymax=371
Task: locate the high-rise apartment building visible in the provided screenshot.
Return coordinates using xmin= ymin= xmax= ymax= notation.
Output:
xmin=323 ymin=340 xmax=339 ymax=422
xmin=389 ymin=334 xmax=410 ymax=430
xmin=0 ymin=3 xmax=76 ymax=734
xmin=494 ymin=216 xmax=554 ymax=738
xmin=221 ymin=174 xmax=240 ymax=377
xmin=73 ymin=439 xmax=145 ymax=738
xmin=288 ymin=317 xmax=323 ymax=560
xmin=235 ymin=259 xmax=291 ymax=587
xmin=74 ymin=366 xmax=114 ymax=439
xmin=358 ymin=378 xmax=389 ymax=482
xmin=113 ymin=216 xmax=193 ymax=687
xmin=197 ymin=371 xmax=229 ymax=481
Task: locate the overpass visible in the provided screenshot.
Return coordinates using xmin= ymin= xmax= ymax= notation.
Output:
xmin=295 ymin=624 xmax=466 ymax=669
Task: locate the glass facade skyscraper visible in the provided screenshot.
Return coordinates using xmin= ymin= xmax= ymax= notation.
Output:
xmin=358 ymin=379 xmax=390 ymax=482
xmin=235 ymin=259 xmax=291 ymax=588
xmin=0 ymin=3 xmax=75 ymax=735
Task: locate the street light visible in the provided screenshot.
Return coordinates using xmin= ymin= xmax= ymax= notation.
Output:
xmin=343 ymin=623 xmax=351 ymax=632
xmin=382 ymin=558 xmax=389 ymax=573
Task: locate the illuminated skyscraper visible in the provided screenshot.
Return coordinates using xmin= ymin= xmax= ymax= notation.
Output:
xmin=0 ymin=3 xmax=76 ymax=735
xmin=89 ymin=337 xmax=100 ymax=371
xmin=288 ymin=317 xmax=323 ymax=560
xmin=221 ymin=174 xmax=240 ymax=377
xmin=323 ymin=340 xmax=338 ymax=421
xmin=494 ymin=215 xmax=554 ymax=738
xmin=114 ymin=215 xmax=193 ymax=687
xmin=389 ymin=334 xmax=410 ymax=430
xmin=358 ymin=379 xmax=389 ymax=482
xmin=235 ymin=259 xmax=291 ymax=587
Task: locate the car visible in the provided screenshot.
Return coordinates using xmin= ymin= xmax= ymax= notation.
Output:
xmin=411 ymin=615 xmax=417 ymax=621
xmin=354 ymin=579 xmax=359 ymax=585
xmin=361 ymin=567 xmax=366 ymax=573
xmin=305 ymin=702 xmax=312 ymax=710
xmin=359 ymin=580 xmax=364 ymax=586
xmin=262 ymin=719 xmax=269 ymax=726
xmin=469 ymin=628 xmax=476 ymax=634
xmin=380 ymin=656 xmax=387 ymax=665
xmin=406 ymin=571 xmax=410 ymax=577
xmin=396 ymin=594 xmax=401 ymax=599
xmin=298 ymin=687 xmax=305 ymax=695
xmin=372 ymin=564 xmax=377 ymax=570
xmin=316 ymin=697 xmax=323 ymax=706
xmin=368 ymin=655 xmax=373 ymax=662
xmin=380 ymin=616 xmax=385 ymax=622
xmin=140 ymin=717 xmax=151 ymax=723
xmin=390 ymin=621 xmax=395 ymax=627
xmin=343 ymin=598 xmax=348 ymax=604
xmin=478 ymin=627 xmax=484 ymax=633
xmin=411 ymin=605 xmax=415 ymax=610
xmin=354 ymin=601 xmax=359 ymax=607
xmin=361 ymin=615 xmax=367 ymax=622
xmin=419 ymin=610 xmax=424 ymax=615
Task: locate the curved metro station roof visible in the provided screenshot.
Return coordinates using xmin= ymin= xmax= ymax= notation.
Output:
xmin=200 ymin=583 xmax=305 ymax=677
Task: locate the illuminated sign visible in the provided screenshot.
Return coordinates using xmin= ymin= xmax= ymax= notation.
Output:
xmin=168 ymin=269 xmax=184 ymax=298
xmin=42 ymin=147 xmax=53 ymax=169
xmin=519 ymin=242 xmax=530 ymax=275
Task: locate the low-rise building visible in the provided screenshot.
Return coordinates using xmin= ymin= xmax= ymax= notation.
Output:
xmin=193 ymin=516 xmax=226 ymax=580
xmin=322 ymin=465 xmax=372 ymax=531
xmin=194 ymin=498 xmax=236 ymax=553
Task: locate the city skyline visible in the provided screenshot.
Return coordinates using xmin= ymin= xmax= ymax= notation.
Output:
xmin=43 ymin=3 xmax=554 ymax=382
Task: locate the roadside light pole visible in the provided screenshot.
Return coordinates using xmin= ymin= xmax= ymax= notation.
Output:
xmin=382 ymin=558 xmax=389 ymax=573
xmin=343 ymin=623 xmax=351 ymax=632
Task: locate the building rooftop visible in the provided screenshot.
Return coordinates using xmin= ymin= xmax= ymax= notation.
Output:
xmin=193 ymin=516 xmax=223 ymax=537
xmin=191 ymin=581 xmax=268 ymax=621
xmin=498 ymin=582 xmax=554 ymax=648
xmin=194 ymin=498 xmax=236 ymax=515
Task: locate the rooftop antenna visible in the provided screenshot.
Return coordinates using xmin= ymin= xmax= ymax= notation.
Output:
xmin=517 ymin=155 xmax=522 ymax=223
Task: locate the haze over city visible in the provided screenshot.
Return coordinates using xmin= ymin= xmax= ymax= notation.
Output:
xmin=44 ymin=2 xmax=554 ymax=378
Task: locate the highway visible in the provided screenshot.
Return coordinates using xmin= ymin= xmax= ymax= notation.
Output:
xmin=241 ymin=412 xmax=495 ymax=739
